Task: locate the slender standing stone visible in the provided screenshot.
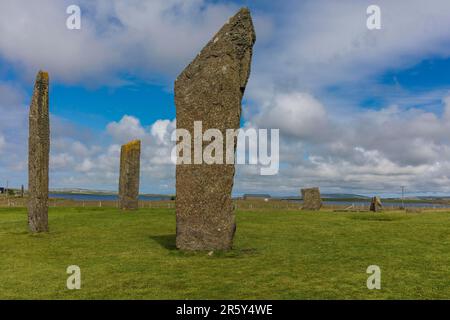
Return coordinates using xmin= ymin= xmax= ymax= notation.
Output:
xmin=28 ymin=71 xmax=50 ymax=233
xmin=301 ymin=187 xmax=322 ymax=211
xmin=175 ymin=8 xmax=256 ymax=250
xmin=119 ymin=140 xmax=141 ymax=210
xmin=370 ymin=196 xmax=383 ymax=212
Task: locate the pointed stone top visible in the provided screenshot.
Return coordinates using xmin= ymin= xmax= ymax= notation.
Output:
xmin=225 ymin=7 xmax=256 ymax=57
xmin=176 ymin=7 xmax=256 ymax=87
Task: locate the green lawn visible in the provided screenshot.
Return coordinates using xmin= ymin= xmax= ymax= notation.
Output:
xmin=1 ymin=207 xmax=450 ymax=299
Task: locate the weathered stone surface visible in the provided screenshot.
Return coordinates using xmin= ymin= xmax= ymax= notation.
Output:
xmin=119 ymin=140 xmax=141 ymax=210
xmin=28 ymin=71 xmax=50 ymax=233
xmin=175 ymin=8 xmax=256 ymax=251
xmin=301 ymin=187 xmax=322 ymax=211
xmin=370 ymin=196 xmax=383 ymax=212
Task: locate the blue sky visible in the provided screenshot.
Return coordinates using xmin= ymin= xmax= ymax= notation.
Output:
xmin=2 ymin=0 xmax=450 ymax=197
xmin=51 ymin=83 xmax=175 ymax=130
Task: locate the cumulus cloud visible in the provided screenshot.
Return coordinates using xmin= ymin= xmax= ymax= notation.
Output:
xmin=0 ymin=84 xmax=176 ymax=192
xmin=50 ymin=153 xmax=74 ymax=169
xmin=236 ymin=91 xmax=450 ymax=195
xmin=233 ymin=0 xmax=450 ymax=195
xmin=106 ymin=115 xmax=146 ymax=143
xmin=251 ymin=92 xmax=330 ymax=140
xmin=250 ymin=0 xmax=450 ymax=93
xmin=151 ymin=119 xmax=176 ymax=145
xmin=53 ymin=115 xmax=176 ymax=192
xmin=0 ymin=0 xmax=272 ymax=85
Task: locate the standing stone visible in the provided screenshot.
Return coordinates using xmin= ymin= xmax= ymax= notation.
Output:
xmin=175 ymin=8 xmax=256 ymax=251
xmin=28 ymin=71 xmax=50 ymax=233
xmin=370 ymin=196 xmax=383 ymax=212
xmin=119 ymin=140 xmax=141 ymax=210
xmin=301 ymin=187 xmax=322 ymax=211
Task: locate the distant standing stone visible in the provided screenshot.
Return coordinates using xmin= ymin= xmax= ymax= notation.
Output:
xmin=301 ymin=188 xmax=322 ymax=211
xmin=119 ymin=140 xmax=141 ymax=210
xmin=175 ymin=8 xmax=256 ymax=250
xmin=370 ymin=196 xmax=383 ymax=212
xmin=28 ymin=71 xmax=50 ymax=233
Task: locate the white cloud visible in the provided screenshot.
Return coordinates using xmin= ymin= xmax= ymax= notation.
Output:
xmin=71 ymin=141 xmax=90 ymax=158
xmin=151 ymin=119 xmax=175 ymax=145
xmin=4 ymin=0 xmax=450 ymax=92
xmin=251 ymin=0 xmax=450 ymax=93
xmin=106 ymin=115 xmax=146 ymax=143
xmin=76 ymin=158 xmax=94 ymax=173
xmin=0 ymin=0 xmax=272 ymax=85
xmin=234 ymin=90 xmax=450 ymax=195
xmin=0 ymin=83 xmax=29 ymax=181
xmin=251 ymin=92 xmax=329 ymax=140
xmin=0 ymin=135 xmax=5 ymax=153
xmin=50 ymin=153 xmax=74 ymax=169
xmin=0 ymin=83 xmax=25 ymax=108
xmin=52 ymin=115 xmax=176 ymax=192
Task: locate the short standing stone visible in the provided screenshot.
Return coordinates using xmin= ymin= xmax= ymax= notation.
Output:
xmin=175 ymin=8 xmax=256 ymax=250
xmin=370 ymin=196 xmax=383 ymax=212
xmin=28 ymin=71 xmax=50 ymax=233
xmin=301 ymin=187 xmax=322 ymax=211
xmin=119 ymin=140 xmax=141 ymax=210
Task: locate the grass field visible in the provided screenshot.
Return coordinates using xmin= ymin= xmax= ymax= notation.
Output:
xmin=1 ymin=206 xmax=450 ymax=299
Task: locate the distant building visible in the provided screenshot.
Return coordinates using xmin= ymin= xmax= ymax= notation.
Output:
xmin=242 ymin=194 xmax=271 ymax=201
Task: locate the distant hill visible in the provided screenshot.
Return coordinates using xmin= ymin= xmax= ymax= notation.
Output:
xmin=275 ymin=193 xmax=370 ymax=200
xmin=50 ymin=188 xmax=174 ymax=198
xmin=50 ymin=188 xmax=117 ymax=195
xmin=322 ymin=193 xmax=370 ymax=199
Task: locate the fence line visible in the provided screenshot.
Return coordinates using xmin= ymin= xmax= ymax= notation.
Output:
xmin=0 ymin=197 xmax=446 ymax=212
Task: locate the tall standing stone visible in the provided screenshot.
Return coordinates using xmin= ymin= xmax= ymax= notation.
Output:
xmin=370 ymin=196 xmax=383 ymax=212
xmin=119 ymin=140 xmax=141 ymax=210
xmin=301 ymin=187 xmax=323 ymax=211
xmin=28 ymin=71 xmax=50 ymax=233
xmin=175 ymin=8 xmax=256 ymax=250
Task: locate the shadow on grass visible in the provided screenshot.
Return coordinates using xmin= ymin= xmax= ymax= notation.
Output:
xmin=348 ymin=214 xmax=410 ymax=222
xmin=150 ymin=234 xmax=177 ymax=251
xmin=149 ymin=234 xmax=259 ymax=258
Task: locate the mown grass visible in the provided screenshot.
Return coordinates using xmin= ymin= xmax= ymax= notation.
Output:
xmin=1 ymin=207 xmax=450 ymax=299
